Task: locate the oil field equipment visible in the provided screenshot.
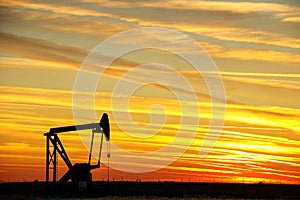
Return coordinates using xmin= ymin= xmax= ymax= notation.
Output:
xmin=44 ymin=113 xmax=110 ymax=187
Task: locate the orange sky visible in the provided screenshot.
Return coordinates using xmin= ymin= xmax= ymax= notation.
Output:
xmin=0 ymin=0 xmax=300 ymax=184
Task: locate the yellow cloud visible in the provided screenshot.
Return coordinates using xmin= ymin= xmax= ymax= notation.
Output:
xmin=0 ymin=0 xmax=117 ymax=19
xmin=200 ymin=42 xmax=300 ymax=63
xmin=139 ymin=0 xmax=300 ymax=21
xmin=0 ymin=32 xmax=86 ymax=67
xmin=0 ymin=57 xmax=75 ymax=70
xmin=141 ymin=0 xmax=297 ymax=14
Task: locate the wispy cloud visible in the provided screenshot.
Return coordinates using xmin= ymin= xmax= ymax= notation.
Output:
xmin=0 ymin=32 xmax=86 ymax=68
xmin=0 ymin=0 xmax=116 ymax=19
xmin=200 ymin=42 xmax=300 ymax=63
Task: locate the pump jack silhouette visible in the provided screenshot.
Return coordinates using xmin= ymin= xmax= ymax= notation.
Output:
xmin=44 ymin=113 xmax=110 ymax=186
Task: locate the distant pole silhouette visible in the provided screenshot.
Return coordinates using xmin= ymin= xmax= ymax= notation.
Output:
xmin=107 ymin=141 xmax=110 ymax=182
xmin=107 ymin=156 xmax=110 ymax=182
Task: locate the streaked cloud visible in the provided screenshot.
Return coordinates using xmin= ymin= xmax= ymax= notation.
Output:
xmin=0 ymin=0 xmax=116 ymax=19
xmin=0 ymin=32 xmax=86 ymax=68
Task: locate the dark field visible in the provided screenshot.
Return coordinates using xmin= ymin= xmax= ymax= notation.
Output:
xmin=1 ymin=181 xmax=299 ymax=199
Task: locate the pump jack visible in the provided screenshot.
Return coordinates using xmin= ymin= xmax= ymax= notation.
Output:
xmin=44 ymin=113 xmax=110 ymax=186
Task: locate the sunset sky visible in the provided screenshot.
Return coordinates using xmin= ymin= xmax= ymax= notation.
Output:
xmin=1 ymin=0 xmax=300 ymax=184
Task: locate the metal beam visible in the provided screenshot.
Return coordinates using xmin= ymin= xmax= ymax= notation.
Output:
xmin=44 ymin=113 xmax=110 ymax=141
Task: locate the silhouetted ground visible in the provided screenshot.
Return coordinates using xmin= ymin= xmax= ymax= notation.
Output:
xmin=1 ymin=181 xmax=299 ymax=199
